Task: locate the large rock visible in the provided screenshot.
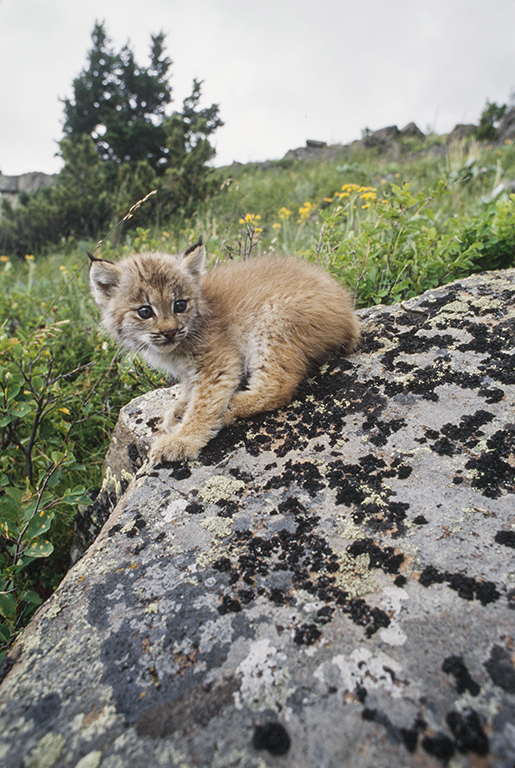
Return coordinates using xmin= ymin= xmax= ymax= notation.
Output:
xmin=1 ymin=269 xmax=515 ymax=768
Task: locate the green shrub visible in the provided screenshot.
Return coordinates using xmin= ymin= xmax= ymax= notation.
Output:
xmin=310 ymin=181 xmax=482 ymax=305
xmin=0 ymin=254 xmax=167 ymax=656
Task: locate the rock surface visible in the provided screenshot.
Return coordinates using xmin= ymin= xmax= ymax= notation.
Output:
xmin=1 ymin=269 xmax=515 ymax=768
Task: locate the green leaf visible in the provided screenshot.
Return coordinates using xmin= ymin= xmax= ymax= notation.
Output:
xmin=20 ymin=589 xmax=43 ymax=607
xmin=24 ymin=539 xmax=54 ymax=559
xmin=25 ymin=509 xmax=55 ymax=541
xmin=5 ymin=381 xmax=21 ymax=400
xmin=11 ymin=402 xmax=33 ymax=418
xmin=0 ymin=623 xmax=13 ymax=643
xmin=0 ymin=592 xmax=17 ymax=621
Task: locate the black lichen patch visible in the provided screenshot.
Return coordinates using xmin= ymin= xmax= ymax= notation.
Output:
xmin=327 ymin=456 xmax=411 ymax=537
xmin=421 ymin=733 xmax=455 ymax=762
xmin=264 ymin=459 xmax=325 ymax=497
xmin=211 ymin=495 xmax=391 ymax=639
xmin=346 ymin=538 xmax=404 ymax=574
xmin=252 ymin=722 xmax=291 ymax=756
xmin=125 ymin=512 xmax=147 ymax=539
xmin=495 ymin=530 xmax=515 ymax=548
xmin=362 ymin=702 xmax=488 ymax=762
xmin=442 ymin=655 xmax=480 ymax=696
xmin=185 ymin=501 xmax=204 ymax=515
xmin=362 ymin=416 xmax=407 ymax=447
xmin=294 ymin=623 xmax=322 ymax=646
xmin=465 ymin=426 xmax=515 ymax=498
xmin=419 ymin=565 xmax=500 ymax=605
xmin=446 ymin=709 xmax=489 ymax=756
xmin=429 ymin=409 xmax=495 ymax=456
xmin=484 ymin=644 xmax=515 ymax=693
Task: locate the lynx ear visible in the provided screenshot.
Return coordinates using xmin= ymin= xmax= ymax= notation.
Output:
xmin=89 ymin=259 xmax=123 ymax=307
xmin=182 ymin=238 xmax=205 ymax=278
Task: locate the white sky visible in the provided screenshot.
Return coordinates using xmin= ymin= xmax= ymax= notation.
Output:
xmin=0 ymin=0 xmax=514 ymax=176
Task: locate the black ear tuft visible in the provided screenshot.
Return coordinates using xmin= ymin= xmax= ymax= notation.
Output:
xmin=87 ymin=251 xmax=114 ymax=265
xmin=184 ymin=236 xmax=203 ymax=256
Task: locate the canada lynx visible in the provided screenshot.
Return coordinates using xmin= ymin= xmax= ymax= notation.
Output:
xmin=89 ymin=242 xmax=360 ymax=463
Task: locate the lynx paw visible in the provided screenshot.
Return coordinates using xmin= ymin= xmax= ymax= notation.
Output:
xmin=148 ymin=432 xmax=203 ymax=464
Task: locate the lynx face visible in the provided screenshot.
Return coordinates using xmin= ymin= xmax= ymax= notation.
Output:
xmin=89 ymin=245 xmax=205 ymax=358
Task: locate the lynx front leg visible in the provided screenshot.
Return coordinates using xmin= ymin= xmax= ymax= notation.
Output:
xmin=149 ymin=363 xmax=241 ymax=463
xmin=162 ymin=393 xmax=189 ymax=429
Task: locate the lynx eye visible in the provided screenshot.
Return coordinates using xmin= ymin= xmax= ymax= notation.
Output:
xmin=137 ymin=305 xmax=154 ymax=319
xmin=173 ymin=299 xmax=188 ymax=314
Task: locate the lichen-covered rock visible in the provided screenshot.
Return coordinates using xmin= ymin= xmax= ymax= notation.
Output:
xmin=1 ymin=269 xmax=515 ymax=768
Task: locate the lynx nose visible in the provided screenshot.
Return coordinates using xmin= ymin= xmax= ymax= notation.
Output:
xmin=160 ymin=328 xmax=178 ymax=340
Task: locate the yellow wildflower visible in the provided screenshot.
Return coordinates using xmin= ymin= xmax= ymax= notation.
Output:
xmin=359 ymin=191 xmax=376 ymax=201
xmin=297 ymin=201 xmax=315 ymax=221
xmin=0 ymin=255 xmax=9 ymax=263
xmin=25 ymin=254 xmax=35 ymax=261
xmin=272 ymin=222 xmax=282 ymax=230
xmin=341 ymin=183 xmax=360 ymax=192
xmin=277 ymin=207 xmax=292 ymax=220
xmin=239 ymin=213 xmax=262 ymax=225
xmin=323 ymin=197 xmax=334 ymax=203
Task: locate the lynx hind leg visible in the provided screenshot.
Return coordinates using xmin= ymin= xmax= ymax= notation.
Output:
xmin=223 ymin=352 xmax=307 ymax=426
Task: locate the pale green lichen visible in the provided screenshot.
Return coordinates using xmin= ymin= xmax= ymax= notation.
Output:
xmin=199 ymin=475 xmax=245 ymax=503
xmin=200 ymin=516 xmax=233 ymax=540
xmin=337 ymin=517 xmax=366 ymax=541
xmin=196 ymin=544 xmax=232 ymax=570
xmin=334 ymin=552 xmax=377 ymax=597
xmin=25 ymin=732 xmax=65 ymax=768
xmin=74 ymin=751 xmax=103 ymax=768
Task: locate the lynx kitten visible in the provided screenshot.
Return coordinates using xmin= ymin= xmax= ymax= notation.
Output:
xmin=89 ymin=241 xmax=360 ymax=463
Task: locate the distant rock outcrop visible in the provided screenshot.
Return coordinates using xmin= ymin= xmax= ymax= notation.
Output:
xmin=363 ymin=124 xmax=401 ymax=147
xmin=446 ymin=124 xmax=477 ymax=144
xmin=1 ymin=268 xmax=515 ymax=767
xmin=0 ymin=171 xmax=56 ymax=209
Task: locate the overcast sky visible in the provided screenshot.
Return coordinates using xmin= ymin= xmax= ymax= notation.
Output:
xmin=1 ymin=0 xmax=514 ymax=176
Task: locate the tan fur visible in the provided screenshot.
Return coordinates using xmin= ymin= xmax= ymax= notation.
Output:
xmin=89 ymin=245 xmax=360 ymax=462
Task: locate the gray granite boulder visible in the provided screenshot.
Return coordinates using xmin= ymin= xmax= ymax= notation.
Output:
xmin=1 ymin=269 xmax=515 ymax=768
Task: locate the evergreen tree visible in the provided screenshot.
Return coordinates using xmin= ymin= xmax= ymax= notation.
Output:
xmin=62 ymin=22 xmax=173 ymax=169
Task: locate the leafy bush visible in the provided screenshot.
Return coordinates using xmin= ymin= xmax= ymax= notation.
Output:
xmin=309 ymin=181 xmax=482 ymax=306
xmin=0 ymin=254 xmax=166 ymax=657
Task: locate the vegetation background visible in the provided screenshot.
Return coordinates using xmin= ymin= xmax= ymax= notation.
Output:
xmin=1 ymin=24 xmax=515 ymax=657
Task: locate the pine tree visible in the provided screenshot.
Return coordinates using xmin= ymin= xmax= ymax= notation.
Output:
xmin=62 ymin=22 xmax=173 ymax=170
